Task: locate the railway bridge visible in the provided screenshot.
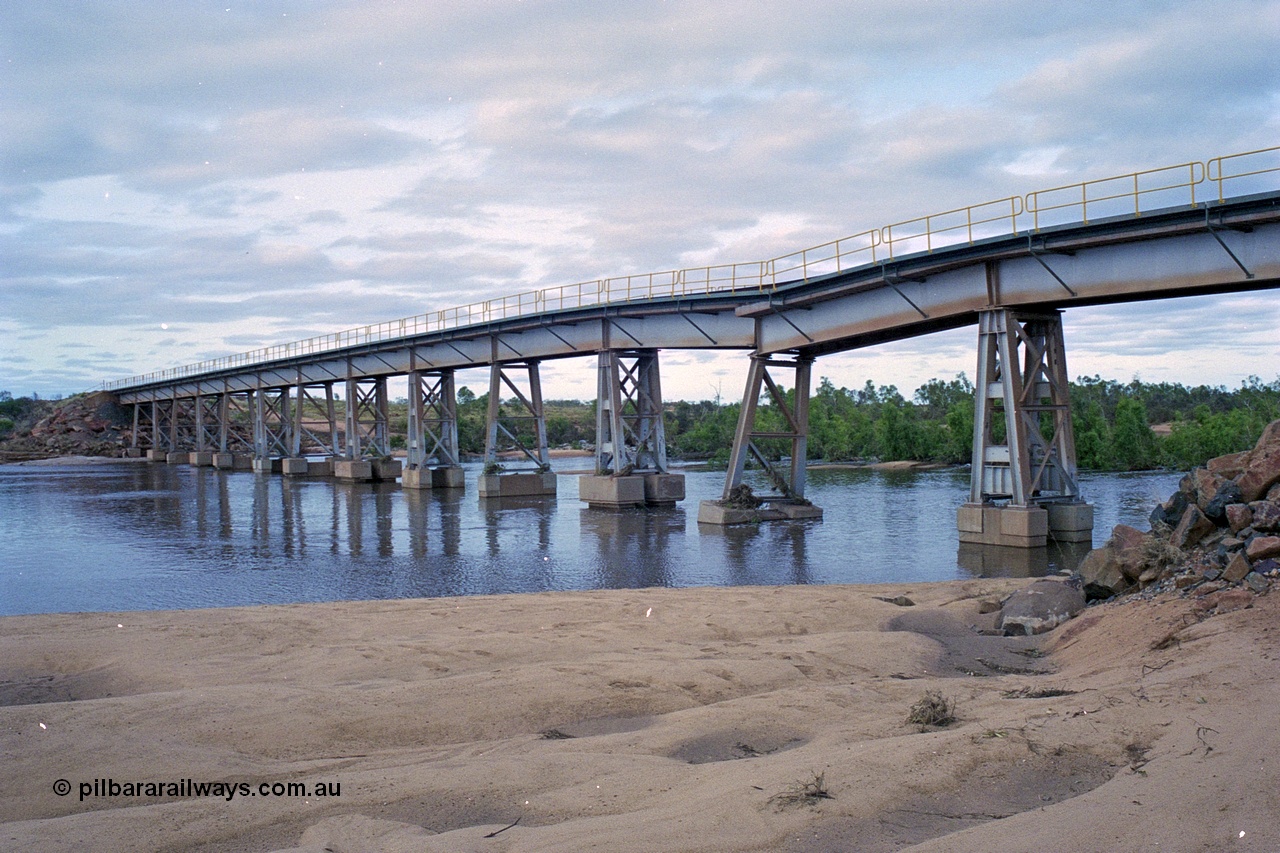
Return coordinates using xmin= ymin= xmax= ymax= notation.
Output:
xmin=101 ymin=147 xmax=1280 ymax=547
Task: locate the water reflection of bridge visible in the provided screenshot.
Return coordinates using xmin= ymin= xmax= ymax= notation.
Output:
xmin=102 ymin=147 xmax=1280 ymax=547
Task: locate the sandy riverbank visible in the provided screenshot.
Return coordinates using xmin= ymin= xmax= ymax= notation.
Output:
xmin=2 ymin=581 xmax=1277 ymax=852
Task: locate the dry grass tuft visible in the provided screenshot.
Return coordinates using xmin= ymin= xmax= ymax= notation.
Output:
xmin=907 ymin=690 xmax=956 ymax=729
xmin=769 ymin=771 xmax=833 ymax=808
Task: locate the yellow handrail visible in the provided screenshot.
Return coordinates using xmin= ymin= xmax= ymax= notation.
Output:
xmin=1208 ymin=145 xmax=1280 ymax=203
xmin=100 ymin=145 xmax=1280 ymax=392
xmin=882 ymin=196 xmax=1023 ymax=259
xmin=1025 ymin=161 xmax=1204 ymax=231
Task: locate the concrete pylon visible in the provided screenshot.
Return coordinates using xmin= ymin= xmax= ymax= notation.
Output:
xmin=698 ymin=352 xmax=822 ymax=524
xmin=480 ymin=358 xmax=556 ymax=498
xmin=404 ymin=369 xmax=464 ymax=490
xmin=958 ymin=308 xmax=1093 ymax=547
xmin=581 ymin=349 xmax=684 ymax=508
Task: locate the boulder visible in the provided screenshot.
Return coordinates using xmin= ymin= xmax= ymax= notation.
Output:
xmin=1185 ymin=468 xmax=1227 ymax=513
xmin=1206 ymin=450 xmax=1248 ymax=479
xmin=1204 ymin=482 xmax=1244 ymax=523
xmin=1245 ymin=572 xmax=1271 ymax=593
xmin=1223 ymin=552 xmax=1252 ymax=583
xmin=1077 ymin=524 xmax=1150 ymax=599
xmin=1077 ymin=548 xmax=1128 ymax=599
xmin=1194 ymin=588 xmax=1255 ymax=614
xmin=1226 ymin=503 xmax=1254 ymax=534
xmin=1236 ymin=421 xmax=1280 ymax=502
xmin=1149 ymin=490 xmax=1188 ymax=529
xmin=997 ymin=580 xmax=1086 ymax=636
xmin=1248 ymin=501 xmax=1280 ymax=533
xmin=1245 ymin=536 xmax=1280 ymax=562
xmin=1170 ymin=504 xmax=1215 ymax=549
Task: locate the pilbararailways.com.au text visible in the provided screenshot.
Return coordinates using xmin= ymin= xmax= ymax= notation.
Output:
xmin=54 ymin=778 xmax=341 ymax=802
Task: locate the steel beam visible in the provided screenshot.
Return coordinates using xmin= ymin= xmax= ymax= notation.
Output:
xmin=344 ymin=376 xmax=390 ymax=459
xmin=406 ymin=369 xmax=461 ymax=469
xmin=721 ymin=352 xmax=814 ymax=502
xmin=594 ymin=349 xmax=668 ymax=475
xmin=484 ymin=359 xmax=550 ymax=471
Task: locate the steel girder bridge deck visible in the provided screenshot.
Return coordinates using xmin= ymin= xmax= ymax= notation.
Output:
xmin=103 ymin=147 xmax=1280 ymax=545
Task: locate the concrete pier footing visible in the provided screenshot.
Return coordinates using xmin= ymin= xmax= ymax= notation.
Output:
xmin=697 ymin=499 xmax=824 ymax=525
xmin=479 ymin=471 xmax=557 ymax=499
xmin=370 ymin=458 xmax=402 ymax=481
xmin=166 ymin=452 xmax=188 ymax=464
xmin=253 ymin=457 xmax=283 ymax=474
xmin=146 ymin=449 xmax=167 ymax=462
xmin=579 ymin=473 xmax=687 ymax=508
xmin=957 ymin=501 xmax=1094 ymax=548
xmin=214 ymin=453 xmax=253 ymax=470
xmin=188 ymin=452 xmax=215 ymax=467
xmin=643 ymin=473 xmax=685 ymax=505
xmin=307 ymin=459 xmax=333 ymax=477
xmin=333 ymin=458 xmax=401 ymax=482
xmin=334 ymin=460 xmax=373 ymax=482
xmin=402 ymin=466 xmax=466 ymax=490
xmin=579 ymin=475 xmax=646 ymax=508
xmin=1046 ymin=501 xmax=1095 ymax=544
xmin=282 ymin=458 xmax=335 ymax=476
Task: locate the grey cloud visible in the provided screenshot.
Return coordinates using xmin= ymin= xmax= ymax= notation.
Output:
xmin=3 ymin=0 xmax=1277 ymax=396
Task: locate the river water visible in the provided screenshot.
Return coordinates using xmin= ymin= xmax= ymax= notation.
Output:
xmin=0 ymin=459 xmax=1179 ymax=616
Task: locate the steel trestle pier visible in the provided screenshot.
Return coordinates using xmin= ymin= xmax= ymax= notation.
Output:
xmin=102 ymin=147 xmax=1280 ymax=546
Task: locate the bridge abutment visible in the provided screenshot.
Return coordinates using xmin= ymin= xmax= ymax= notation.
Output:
xmin=959 ymin=308 xmax=1093 ymax=548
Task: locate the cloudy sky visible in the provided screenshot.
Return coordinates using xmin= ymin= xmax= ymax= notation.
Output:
xmin=2 ymin=0 xmax=1278 ymax=403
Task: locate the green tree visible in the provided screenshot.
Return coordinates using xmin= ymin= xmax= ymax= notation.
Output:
xmin=1111 ymin=397 xmax=1156 ymax=470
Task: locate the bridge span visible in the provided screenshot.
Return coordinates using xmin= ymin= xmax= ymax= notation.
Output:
xmin=101 ymin=147 xmax=1280 ymax=547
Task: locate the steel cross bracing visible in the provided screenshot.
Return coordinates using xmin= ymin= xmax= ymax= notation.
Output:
xmin=344 ymin=377 xmax=390 ymax=459
xmin=195 ymin=394 xmax=220 ymax=452
xmin=971 ymin=309 xmax=1080 ymax=506
xmin=218 ymin=392 xmax=255 ymax=453
xmin=722 ymin=353 xmax=814 ymax=501
xmin=595 ymin=349 xmax=668 ymax=476
xmin=406 ymin=369 xmax=460 ymax=469
xmin=132 ymin=403 xmax=155 ymax=450
xmin=253 ymin=389 xmax=292 ymax=459
xmin=484 ymin=360 xmax=550 ymax=471
xmin=291 ymin=383 xmax=341 ymax=457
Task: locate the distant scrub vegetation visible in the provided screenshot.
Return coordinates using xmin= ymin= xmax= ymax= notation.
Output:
xmin=5 ymin=376 xmax=1277 ymax=471
xmin=430 ymin=374 xmax=1280 ymax=472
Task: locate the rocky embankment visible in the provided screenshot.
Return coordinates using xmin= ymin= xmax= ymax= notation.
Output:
xmin=1080 ymin=418 xmax=1280 ymax=604
xmin=0 ymin=392 xmax=133 ymax=460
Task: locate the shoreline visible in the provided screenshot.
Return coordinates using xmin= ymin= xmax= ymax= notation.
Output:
xmin=4 ymin=580 xmax=1277 ymax=852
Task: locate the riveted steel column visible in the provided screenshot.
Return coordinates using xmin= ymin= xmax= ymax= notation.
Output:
xmin=961 ymin=308 xmax=1091 ymax=546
